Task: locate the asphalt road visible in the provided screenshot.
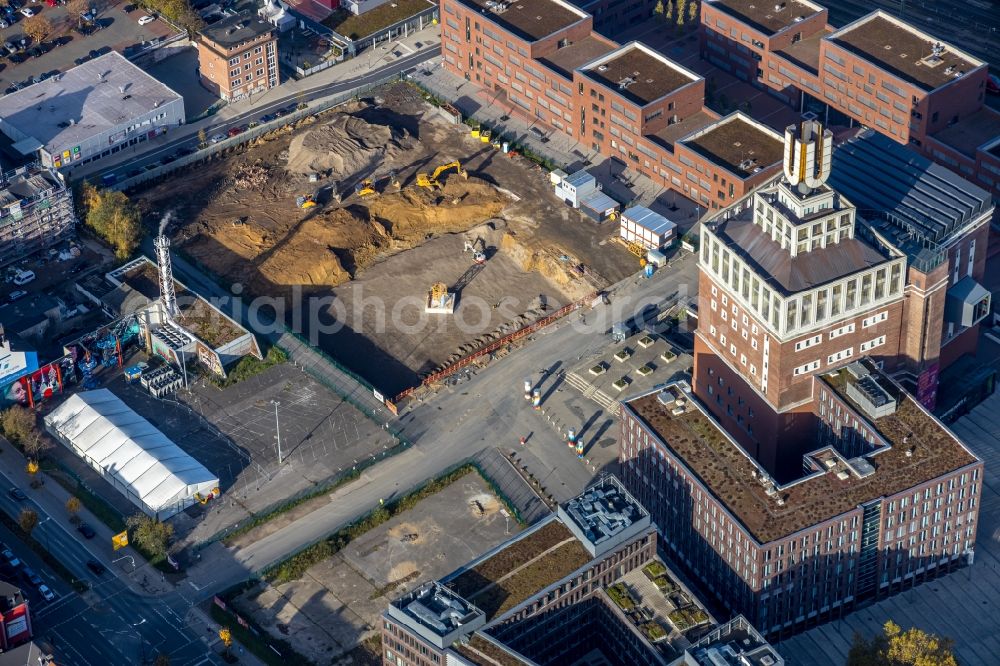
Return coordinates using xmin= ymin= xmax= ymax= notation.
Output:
xmin=0 ymin=472 xmax=218 ymax=665
xmin=82 ymin=46 xmax=441 ymax=187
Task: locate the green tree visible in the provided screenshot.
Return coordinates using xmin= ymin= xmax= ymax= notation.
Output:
xmin=18 ymin=509 xmax=38 ymax=536
xmin=847 ymin=621 xmax=957 ymax=666
xmin=1 ymin=405 xmax=36 ymax=446
xmin=126 ymin=513 xmax=174 ymax=558
xmin=79 ymin=184 xmax=143 ymax=259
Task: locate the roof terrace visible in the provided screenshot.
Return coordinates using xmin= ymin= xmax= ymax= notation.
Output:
xmin=581 ymin=42 xmax=699 ymax=107
xmin=827 ymin=12 xmax=983 ymax=91
xmin=707 ymin=0 xmax=823 ymax=35
xmin=625 ymin=371 xmax=977 ymax=544
xmin=679 ymin=113 xmax=785 ymax=178
xmin=463 ymin=0 xmax=588 ymax=43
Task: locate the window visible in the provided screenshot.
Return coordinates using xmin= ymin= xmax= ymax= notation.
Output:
xmin=793 ymin=360 xmax=821 ymax=376
xmin=827 ymin=347 xmax=853 ymax=364
xmin=862 ymin=311 xmax=888 ymax=328
xmin=860 ymin=336 xmax=886 ymax=352
xmin=829 ymin=323 xmax=855 ymax=340
xmin=795 ymin=334 xmax=822 ymax=352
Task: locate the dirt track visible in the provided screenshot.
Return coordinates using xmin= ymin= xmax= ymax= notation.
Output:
xmin=137 ymin=83 xmax=635 ymax=392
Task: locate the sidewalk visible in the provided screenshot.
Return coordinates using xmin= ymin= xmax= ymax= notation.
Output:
xmin=70 ymin=24 xmax=443 ymax=183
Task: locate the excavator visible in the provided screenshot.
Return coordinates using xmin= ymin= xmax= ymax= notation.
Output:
xmin=354 ymin=177 xmax=376 ymax=198
xmin=296 ymin=194 xmax=317 ymax=209
xmin=416 ymin=161 xmax=467 ymax=190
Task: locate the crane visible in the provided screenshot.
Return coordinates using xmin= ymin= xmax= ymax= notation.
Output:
xmin=416 ymin=161 xmax=467 ymax=190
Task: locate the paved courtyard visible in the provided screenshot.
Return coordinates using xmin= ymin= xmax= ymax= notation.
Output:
xmin=775 ymin=388 xmax=1000 ymax=665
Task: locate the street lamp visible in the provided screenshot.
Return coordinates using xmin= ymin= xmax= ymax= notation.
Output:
xmin=271 ymin=400 xmax=283 ymax=464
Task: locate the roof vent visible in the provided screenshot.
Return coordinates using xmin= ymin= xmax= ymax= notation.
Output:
xmin=774 ymin=2 xmax=786 ymax=11
xmin=597 ymin=64 xmax=608 ymax=72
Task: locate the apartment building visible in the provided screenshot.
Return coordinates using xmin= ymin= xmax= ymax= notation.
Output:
xmin=700 ymin=2 xmax=1000 ymax=196
xmin=382 ymin=477 xmax=769 ymax=666
xmin=0 ymin=164 xmax=75 ymax=269
xmin=197 ymin=12 xmax=279 ymax=102
xmin=620 ymin=362 xmax=983 ymax=639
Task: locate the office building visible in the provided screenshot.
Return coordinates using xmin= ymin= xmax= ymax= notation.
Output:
xmin=382 ymin=477 xmax=776 ymax=665
xmin=0 ymin=164 xmax=75 ymax=268
xmin=197 ymin=12 xmax=280 ymax=102
xmin=0 ymin=52 xmax=184 ymax=171
xmin=618 ymin=121 xmax=985 ymax=639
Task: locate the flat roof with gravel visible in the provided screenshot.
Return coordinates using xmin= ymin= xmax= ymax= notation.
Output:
xmin=827 ymin=12 xmax=982 ymax=91
xmin=539 ymin=34 xmax=616 ymax=79
xmin=461 ymin=0 xmax=589 ymax=43
xmin=680 ymin=113 xmax=784 ymax=177
xmin=707 ymin=0 xmax=824 ymax=35
xmin=581 ymin=42 xmax=699 ymax=107
xmin=625 ymin=370 xmax=978 ymax=544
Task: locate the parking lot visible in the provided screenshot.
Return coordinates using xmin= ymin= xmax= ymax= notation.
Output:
xmin=0 ymin=0 xmax=179 ymax=93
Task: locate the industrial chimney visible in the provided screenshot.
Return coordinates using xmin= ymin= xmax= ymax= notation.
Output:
xmin=154 ymin=235 xmax=178 ymax=319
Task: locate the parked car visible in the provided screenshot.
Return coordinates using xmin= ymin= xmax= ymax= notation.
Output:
xmin=0 ymin=19 xmax=9 ymax=28
xmin=137 ymin=14 xmax=155 ymax=25
xmin=226 ymin=126 xmax=244 ymax=137
xmin=21 ymin=566 xmax=42 ymax=587
xmin=8 ymin=290 xmax=27 ymax=302
xmin=259 ymin=113 xmax=275 ymax=123
xmin=8 ymin=487 xmax=27 ymax=501
xmin=38 ymin=585 xmax=55 ymax=601
xmin=19 ymin=7 xmax=34 ymax=17
xmin=77 ymin=522 xmax=96 ymax=539
xmin=85 ymin=559 xmax=106 ymax=575
xmin=1 ymin=548 xmax=17 ymax=563
xmin=209 ymin=133 xmax=225 ymax=144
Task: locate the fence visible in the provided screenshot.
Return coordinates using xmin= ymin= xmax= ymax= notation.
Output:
xmin=106 ymin=72 xmax=408 ymax=192
xmin=393 ymin=291 xmax=597 ymax=402
xmin=293 ymin=55 xmax=344 ymax=78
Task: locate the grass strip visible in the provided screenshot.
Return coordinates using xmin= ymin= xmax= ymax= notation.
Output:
xmin=209 ymin=603 xmax=311 ymax=665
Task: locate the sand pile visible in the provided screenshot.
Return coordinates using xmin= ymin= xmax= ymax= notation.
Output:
xmin=368 ymin=178 xmax=508 ymax=240
xmin=500 ymin=231 xmax=587 ymax=294
xmin=285 ymin=114 xmax=411 ymax=179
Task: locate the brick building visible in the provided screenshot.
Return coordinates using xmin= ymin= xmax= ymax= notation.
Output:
xmin=197 ymin=12 xmax=279 ymax=102
xmin=0 ymin=581 xmax=32 ymax=651
xmin=381 ymin=477 xmax=772 ymax=665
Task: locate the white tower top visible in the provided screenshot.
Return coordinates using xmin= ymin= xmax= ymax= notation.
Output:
xmin=154 ymin=235 xmax=179 ymax=320
xmin=783 ymin=120 xmax=832 ymax=194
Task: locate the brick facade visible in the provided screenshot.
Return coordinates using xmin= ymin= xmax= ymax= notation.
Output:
xmin=197 ymin=16 xmax=280 ymax=103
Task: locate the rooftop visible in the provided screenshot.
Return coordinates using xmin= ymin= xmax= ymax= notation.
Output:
xmin=0 ymin=166 xmax=64 ymax=207
xmin=775 ymin=31 xmax=825 ymax=73
xmin=683 ymin=615 xmax=784 ymax=666
xmin=0 ymin=580 xmax=24 ymax=611
xmin=680 ymin=113 xmax=785 ymax=178
xmin=712 ymin=214 xmax=890 ymax=295
xmin=827 ymin=12 xmax=983 ymax=92
xmin=559 ymin=476 xmax=650 ymax=557
xmin=454 ymin=635 xmax=534 ymax=666
xmin=622 ymin=206 xmax=677 ymax=236
xmin=830 ymin=130 xmax=994 ymax=248
xmin=391 ymin=582 xmax=484 ymax=640
xmin=538 ymin=34 xmax=616 ymax=79
xmin=649 ymin=110 xmax=718 ymax=150
xmin=445 ymin=519 xmax=592 ymax=619
xmin=625 ymin=370 xmax=977 ymax=543
xmin=0 ymin=52 xmax=183 ymax=152
xmin=462 ymin=0 xmax=589 ymax=43
xmin=931 ymin=107 xmax=1000 ymax=158
xmin=582 ymin=42 xmax=699 ymax=107
xmin=199 ymin=12 xmax=274 ymax=48
xmin=707 ymin=0 xmax=824 ymax=35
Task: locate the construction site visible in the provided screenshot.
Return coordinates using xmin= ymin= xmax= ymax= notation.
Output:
xmin=138 ymin=83 xmax=636 ymax=394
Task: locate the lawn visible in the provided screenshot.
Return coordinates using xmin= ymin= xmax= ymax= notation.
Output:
xmin=324 ymin=0 xmax=435 ymax=40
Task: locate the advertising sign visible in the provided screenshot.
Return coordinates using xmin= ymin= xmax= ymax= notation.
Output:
xmin=196 ymin=341 xmax=224 ymax=377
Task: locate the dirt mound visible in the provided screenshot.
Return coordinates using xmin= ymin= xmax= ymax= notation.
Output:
xmin=367 ymin=178 xmax=508 ymax=241
xmin=501 ymin=231 xmax=590 ymax=295
xmin=285 ymin=114 xmax=411 ymax=180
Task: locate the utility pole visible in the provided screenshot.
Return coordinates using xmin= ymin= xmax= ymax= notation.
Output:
xmin=272 ymin=400 xmax=283 ymax=464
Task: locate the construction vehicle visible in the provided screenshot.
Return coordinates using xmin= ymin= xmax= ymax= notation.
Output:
xmin=296 ymin=194 xmax=317 ymax=209
xmin=464 ymin=237 xmax=487 ymax=264
xmin=354 ymin=178 xmax=376 ymax=198
xmin=416 ymin=161 xmax=467 ymax=190
xmin=387 ymin=169 xmax=400 ymax=190
xmin=480 ymin=128 xmax=491 ymax=143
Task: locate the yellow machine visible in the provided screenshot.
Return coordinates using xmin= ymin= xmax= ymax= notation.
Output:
xmin=355 ymin=178 xmax=376 ymax=198
xmin=416 ymin=161 xmax=467 ymax=190
xmin=625 ymin=240 xmax=645 ymax=258
xmin=481 ymin=129 xmax=491 ymax=143
xmin=297 ymin=194 xmax=317 ymax=208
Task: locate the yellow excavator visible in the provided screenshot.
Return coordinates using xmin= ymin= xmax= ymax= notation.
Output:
xmin=416 ymin=161 xmax=467 ymax=190
xmin=354 ymin=177 xmax=376 ymax=198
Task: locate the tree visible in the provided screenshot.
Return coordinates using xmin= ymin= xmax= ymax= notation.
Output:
xmin=154 ymin=655 xmax=171 ymax=666
xmin=847 ymin=621 xmax=957 ymax=666
xmin=665 ymin=0 xmax=673 ymax=21
xmin=22 ymin=430 xmax=50 ymax=461
xmin=79 ymin=184 xmax=143 ymax=259
xmin=22 ymin=16 xmax=52 ymax=44
xmin=18 ymin=509 xmax=38 ymax=536
xmin=198 ymin=128 xmax=207 ymax=145
xmin=218 ymin=627 xmax=233 ymax=658
xmin=126 ymin=513 xmax=174 ymax=558
xmin=66 ymin=496 xmax=82 ymax=521
xmin=676 ymin=0 xmax=687 ymax=25
xmin=688 ymin=0 xmax=697 ymax=23
xmin=1 ymin=405 xmax=36 ymax=446
xmin=654 ymin=0 xmax=664 ymax=15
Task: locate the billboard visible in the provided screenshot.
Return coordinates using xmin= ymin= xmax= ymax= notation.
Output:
xmin=2 ymin=358 xmax=73 ymax=409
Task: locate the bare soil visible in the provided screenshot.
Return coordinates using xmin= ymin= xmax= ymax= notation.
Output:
xmin=137 ymin=83 xmax=635 ymax=393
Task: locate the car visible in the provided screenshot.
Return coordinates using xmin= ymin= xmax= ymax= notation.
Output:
xmin=19 ymin=7 xmax=33 ymax=17
xmin=37 ymin=584 xmax=54 ymax=601
xmin=209 ymin=133 xmax=225 ymax=144
xmin=1 ymin=548 xmax=16 ymax=562
xmin=8 ymin=488 xmax=27 ymax=501
xmin=259 ymin=113 xmax=275 ymax=123
xmin=137 ymin=15 xmax=155 ymax=25
xmin=3 ymin=41 xmax=16 ymax=54
xmin=0 ymin=19 xmax=9 ymax=28
xmin=21 ymin=566 xmax=42 ymax=587
xmin=8 ymin=53 xmax=25 ymax=64
xmin=123 ymin=3 xmax=137 ymax=10
xmin=227 ymin=126 xmax=244 ymax=137
xmin=85 ymin=559 xmax=105 ymax=575
xmin=988 ymin=74 xmax=1000 ymax=95
xmin=8 ymin=290 xmax=27 ymax=302
xmin=77 ymin=522 xmax=96 ymax=539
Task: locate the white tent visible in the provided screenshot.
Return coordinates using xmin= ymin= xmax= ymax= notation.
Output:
xmin=44 ymin=389 xmax=219 ymax=520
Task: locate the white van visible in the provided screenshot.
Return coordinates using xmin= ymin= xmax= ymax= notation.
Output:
xmin=12 ymin=270 xmax=35 ymax=286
